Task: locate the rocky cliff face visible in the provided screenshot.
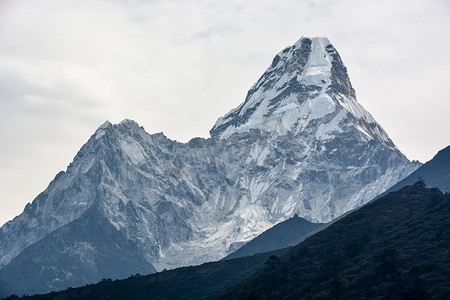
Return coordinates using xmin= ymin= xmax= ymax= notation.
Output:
xmin=0 ymin=37 xmax=420 ymax=296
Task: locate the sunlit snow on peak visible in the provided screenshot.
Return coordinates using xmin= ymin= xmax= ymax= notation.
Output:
xmin=300 ymin=37 xmax=333 ymax=86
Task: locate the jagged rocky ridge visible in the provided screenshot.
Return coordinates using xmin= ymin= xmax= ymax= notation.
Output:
xmin=0 ymin=37 xmax=420 ymax=296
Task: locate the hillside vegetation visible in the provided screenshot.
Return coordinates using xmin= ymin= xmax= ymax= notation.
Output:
xmin=217 ymin=185 xmax=450 ymax=299
xmin=3 ymin=249 xmax=286 ymax=300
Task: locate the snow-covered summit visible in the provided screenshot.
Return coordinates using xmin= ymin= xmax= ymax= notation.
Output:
xmin=210 ymin=37 xmax=397 ymax=152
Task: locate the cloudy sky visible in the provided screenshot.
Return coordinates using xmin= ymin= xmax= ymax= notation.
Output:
xmin=0 ymin=0 xmax=449 ymax=226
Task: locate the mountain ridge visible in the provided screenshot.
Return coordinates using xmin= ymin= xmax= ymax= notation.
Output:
xmin=377 ymin=145 xmax=450 ymax=197
xmin=222 ymin=214 xmax=325 ymax=261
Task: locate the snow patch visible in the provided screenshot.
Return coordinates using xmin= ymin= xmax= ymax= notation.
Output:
xmin=315 ymin=109 xmax=347 ymax=140
xmin=300 ymin=37 xmax=332 ymax=86
xmin=118 ymin=139 xmax=147 ymax=164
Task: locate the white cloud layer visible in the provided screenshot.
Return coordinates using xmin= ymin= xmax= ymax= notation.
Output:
xmin=0 ymin=0 xmax=449 ymax=226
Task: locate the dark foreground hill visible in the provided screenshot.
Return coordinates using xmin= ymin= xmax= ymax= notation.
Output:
xmin=217 ymin=185 xmax=450 ymax=299
xmin=1 ymin=249 xmax=287 ymax=300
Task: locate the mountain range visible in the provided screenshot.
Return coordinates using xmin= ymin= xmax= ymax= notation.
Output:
xmin=7 ymin=144 xmax=449 ymax=299
xmin=0 ymin=37 xmax=420 ymax=297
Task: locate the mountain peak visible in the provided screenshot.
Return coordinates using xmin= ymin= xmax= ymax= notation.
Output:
xmin=94 ymin=119 xmax=144 ymax=139
xmin=98 ymin=120 xmax=112 ymax=129
xmin=210 ymin=37 xmax=385 ymax=148
xmin=278 ymin=36 xmax=333 ymax=87
xmin=118 ymin=118 xmax=140 ymax=127
xmin=294 ymin=36 xmax=330 ymax=46
xmin=253 ymin=36 xmax=347 ymax=94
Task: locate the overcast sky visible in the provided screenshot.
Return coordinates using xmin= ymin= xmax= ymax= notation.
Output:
xmin=0 ymin=0 xmax=449 ymax=226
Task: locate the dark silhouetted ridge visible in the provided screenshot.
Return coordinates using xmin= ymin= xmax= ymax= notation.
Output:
xmin=223 ymin=215 xmax=325 ymax=261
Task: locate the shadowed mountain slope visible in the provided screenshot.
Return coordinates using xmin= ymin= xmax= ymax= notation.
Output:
xmin=379 ymin=145 xmax=450 ymax=197
xmin=0 ymin=205 xmax=156 ymax=297
xmin=217 ymin=185 xmax=450 ymax=299
xmin=223 ymin=215 xmax=325 ymax=261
